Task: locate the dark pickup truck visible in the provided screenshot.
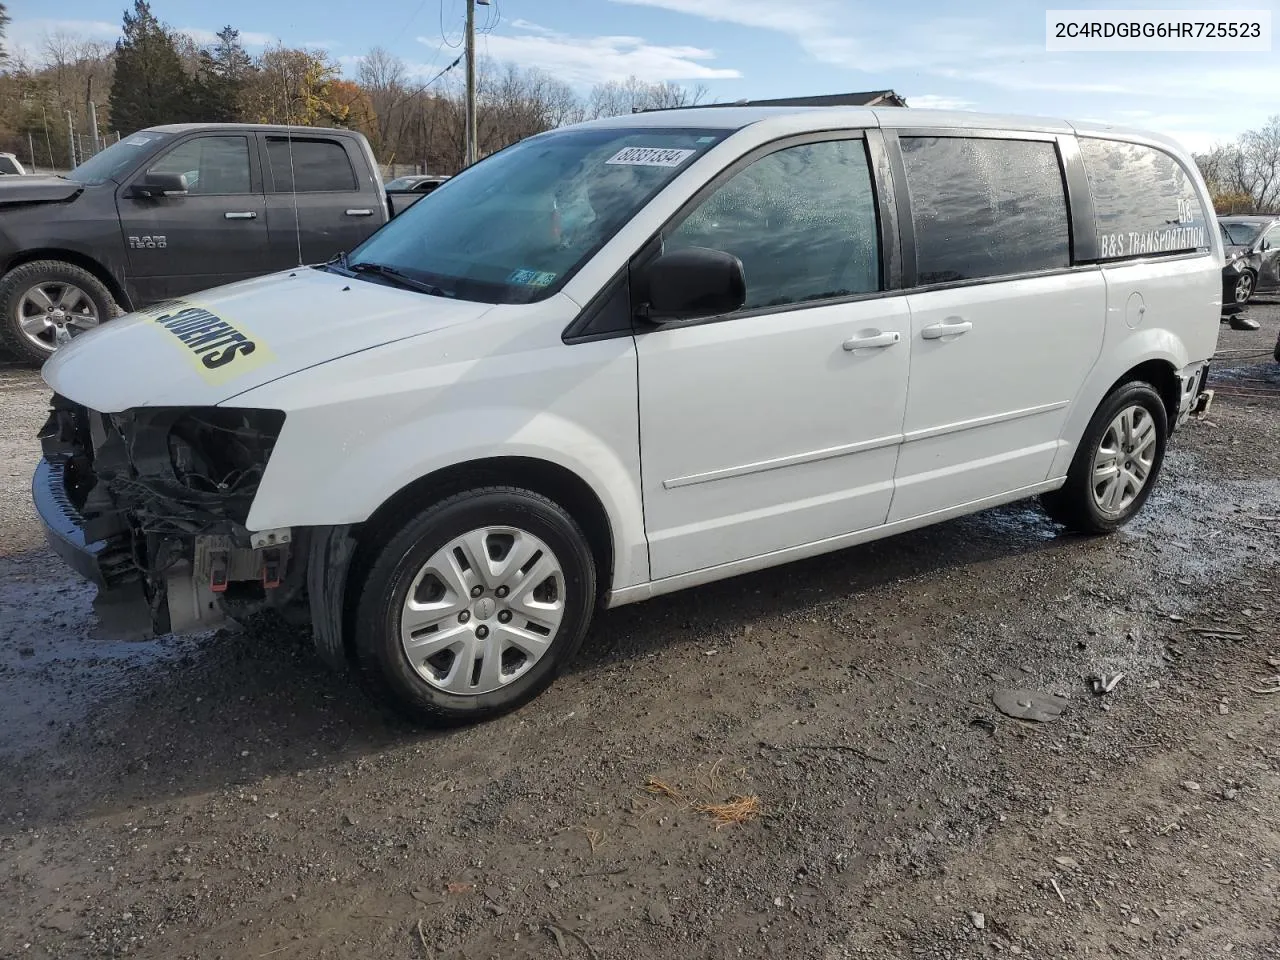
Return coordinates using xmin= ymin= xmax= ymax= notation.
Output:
xmin=0 ymin=123 xmax=398 ymax=364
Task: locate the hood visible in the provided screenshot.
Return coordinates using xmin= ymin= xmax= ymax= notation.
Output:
xmin=43 ymin=267 xmax=496 ymax=412
xmin=0 ymin=175 xmax=83 ymax=206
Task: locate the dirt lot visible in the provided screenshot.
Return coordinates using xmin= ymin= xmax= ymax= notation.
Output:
xmin=1 ymin=306 xmax=1278 ymax=960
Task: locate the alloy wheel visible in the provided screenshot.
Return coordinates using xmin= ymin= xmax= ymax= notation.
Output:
xmin=1092 ymin=404 xmax=1158 ymax=519
xmin=16 ymin=281 xmax=100 ymax=353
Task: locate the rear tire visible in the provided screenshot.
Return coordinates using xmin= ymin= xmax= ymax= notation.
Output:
xmin=0 ymin=260 xmax=120 ymax=365
xmin=351 ymin=486 xmax=597 ymax=726
xmin=1041 ymin=381 xmax=1168 ymax=534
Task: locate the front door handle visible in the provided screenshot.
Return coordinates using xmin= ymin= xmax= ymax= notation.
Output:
xmin=224 ymin=211 xmax=257 ymax=220
xmin=921 ymin=320 xmax=973 ymax=340
xmin=843 ymin=331 xmax=902 ymax=351
xmin=345 ymin=208 xmax=373 ymax=217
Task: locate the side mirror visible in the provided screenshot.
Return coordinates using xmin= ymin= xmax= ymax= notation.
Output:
xmin=639 ymin=246 xmax=746 ymax=323
xmin=1262 ymin=239 xmax=1272 ymax=252
xmin=131 ymin=172 xmax=188 ymax=198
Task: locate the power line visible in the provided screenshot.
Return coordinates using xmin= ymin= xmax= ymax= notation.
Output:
xmin=441 ymin=0 xmax=464 ymax=48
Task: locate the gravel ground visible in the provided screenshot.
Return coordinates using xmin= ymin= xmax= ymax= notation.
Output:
xmin=1 ymin=305 xmax=1278 ymax=960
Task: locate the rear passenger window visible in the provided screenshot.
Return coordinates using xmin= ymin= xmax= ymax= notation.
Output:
xmin=265 ymin=138 xmax=357 ymax=193
xmin=1079 ymin=138 xmax=1209 ymax=260
xmin=666 ymin=138 xmax=881 ymax=310
xmin=900 ymin=136 xmax=1070 ymax=284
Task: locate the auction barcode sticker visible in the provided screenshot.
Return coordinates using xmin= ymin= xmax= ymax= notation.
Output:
xmin=606 ymin=147 xmax=697 ymax=167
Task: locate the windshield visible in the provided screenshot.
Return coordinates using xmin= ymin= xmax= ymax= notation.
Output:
xmin=1219 ymin=220 xmax=1263 ymax=246
xmin=66 ymin=131 xmax=171 ymax=185
xmin=385 ymin=177 xmax=416 ymax=190
xmin=347 ymin=126 xmax=728 ymax=304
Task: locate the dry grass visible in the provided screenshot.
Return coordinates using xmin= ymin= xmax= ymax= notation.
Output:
xmin=693 ymin=795 xmax=763 ymax=830
xmin=639 ymin=760 xmax=761 ymax=829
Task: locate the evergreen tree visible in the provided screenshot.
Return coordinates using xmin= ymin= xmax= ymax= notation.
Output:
xmin=194 ymin=26 xmax=253 ymax=122
xmin=0 ymin=3 xmax=10 ymax=65
xmin=108 ymin=0 xmax=196 ymax=133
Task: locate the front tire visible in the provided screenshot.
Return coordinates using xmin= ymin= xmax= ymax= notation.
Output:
xmin=351 ymin=487 xmax=597 ymax=726
xmin=0 ymin=260 xmax=119 ymax=365
xmin=1041 ymin=381 xmax=1168 ymax=534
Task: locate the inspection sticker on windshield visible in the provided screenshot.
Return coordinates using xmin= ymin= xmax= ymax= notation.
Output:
xmin=606 ymin=147 xmax=696 ymax=168
xmin=508 ymin=269 xmax=557 ymax=287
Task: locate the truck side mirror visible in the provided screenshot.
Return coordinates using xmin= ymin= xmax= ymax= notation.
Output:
xmin=131 ymin=172 xmax=189 ymax=198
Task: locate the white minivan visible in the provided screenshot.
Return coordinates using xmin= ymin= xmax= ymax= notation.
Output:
xmin=34 ymin=106 xmax=1221 ymax=724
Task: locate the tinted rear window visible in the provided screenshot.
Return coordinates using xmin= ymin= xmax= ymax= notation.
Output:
xmin=901 ymin=136 xmax=1070 ymax=284
xmin=1079 ymin=137 xmax=1209 ymax=260
xmin=266 ymin=137 xmax=358 ymax=193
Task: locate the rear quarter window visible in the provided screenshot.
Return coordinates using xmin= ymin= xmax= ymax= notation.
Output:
xmin=1079 ymin=137 xmax=1210 ymax=261
xmin=900 ymin=136 xmax=1070 ymax=284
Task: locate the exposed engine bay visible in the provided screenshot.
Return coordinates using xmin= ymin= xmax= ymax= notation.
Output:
xmin=37 ymin=395 xmax=305 ymax=633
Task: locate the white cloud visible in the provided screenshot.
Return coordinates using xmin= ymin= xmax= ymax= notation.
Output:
xmin=508 ymin=19 xmax=556 ymax=36
xmin=906 ymin=94 xmax=977 ymax=111
xmin=428 ymin=23 xmax=741 ymax=86
xmin=179 ymin=28 xmax=277 ymax=48
xmin=608 ymin=0 xmax=853 ymax=64
xmin=6 ymin=18 xmax=119 ymax=60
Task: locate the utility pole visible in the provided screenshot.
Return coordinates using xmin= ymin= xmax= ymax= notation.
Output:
xmin=66 ymin=111 xmax=76 ymax=170
xmin=464 ymin=0 xmax=477 ymax=167
xmin=464 ymin=0 xmax=491 ymax=168
xmin=28 ymin=132 xmax=38 ymax=174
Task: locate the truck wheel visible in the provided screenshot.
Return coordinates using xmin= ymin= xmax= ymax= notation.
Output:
xmin=1041 ymin=381 xmax=1168 ymax=534
xmin=351 ymin=486 xmax=597 ymax=726
xmin=0 ymin=260 xmax=120 ymax=365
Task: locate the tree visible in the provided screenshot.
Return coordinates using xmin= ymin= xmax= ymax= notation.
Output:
xmin=1194 ymin=115 xmax=1280 ymax=214
xmin=357 ymin=47 xmax=410 ymax=161
xmin=194 ymin=26 xmax=253 ymax=122
xmin=241 ymin=46 xmax=343 ymax=126
xmin=585 ymin=76 xmax=707 ymax=119
xmin=0 ymin=3 xmax=10 ymax=65
xmin=109 ymin=0 xmax=197 ymax=133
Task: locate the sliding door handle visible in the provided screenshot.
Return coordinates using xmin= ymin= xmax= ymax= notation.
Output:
xmin=921 ymin=320 xmax=973 ymax=340
xmin=843 ymin=331 xmax=901 ymax=351
xmin=224 ymin=211 xmax=257 ymax=220
xmin=345 ymin=208 xmax=374 ymax=217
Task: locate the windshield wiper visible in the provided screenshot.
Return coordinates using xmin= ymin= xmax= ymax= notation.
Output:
xmin=348 ymin=261 xmax=449 ymax=297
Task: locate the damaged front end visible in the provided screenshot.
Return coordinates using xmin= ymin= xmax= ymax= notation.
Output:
xmin=35 ymin=395 xmax=303 ymax=634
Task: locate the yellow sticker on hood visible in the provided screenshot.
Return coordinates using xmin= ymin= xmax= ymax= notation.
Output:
xmin=138 ymin=299 xmax=275 ymax=386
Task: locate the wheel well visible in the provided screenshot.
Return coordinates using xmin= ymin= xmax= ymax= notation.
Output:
xmin=3 ymin=249 xmax=132 ymax=311
xmin=1111 ymin=359 xmax=1180 ymax=428
xmin=355 ymin=457 xmax=615 ymax=595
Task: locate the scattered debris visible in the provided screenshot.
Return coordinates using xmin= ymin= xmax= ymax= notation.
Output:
xmin=1053 ymin=856 xmax=1080 ymax=869
xmin=1050 ymin=878 xmax=1066 ymax=903
xmin=1088 ymin=673 xmax=1125 ymax=696
xmin=410 ymin=887 xmax=443 ymax=906
xmin=969 ymin=717 xmax=997 ymax=736
xmin=969 ymin=911 xmax=986 ymax=930
xmin=992 ymin=689 xmax=1069 ymax=722
xmin=694 ymin=795 xmax=763 ymax=830
xmin=1181 ymin=781 xmax=1201 ymax=792
xmin=445 ymin=881 xmax=475 ymax=895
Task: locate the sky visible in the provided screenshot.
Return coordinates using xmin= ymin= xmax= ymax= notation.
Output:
xmin=7 ymin=0 xmax=1279 ymax=151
